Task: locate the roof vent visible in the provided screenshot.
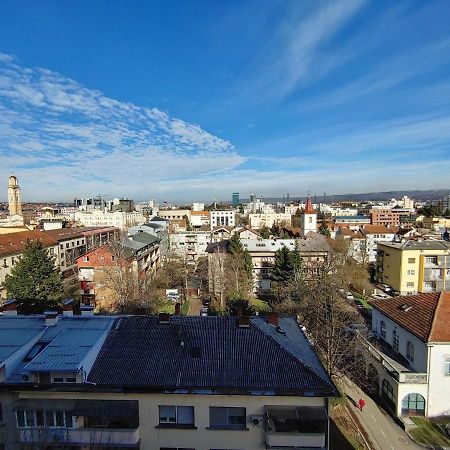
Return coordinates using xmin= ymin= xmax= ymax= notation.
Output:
xmin=399 ymin=304 xmax=412 ymax=312
xmin=237 ymin=316 xmax=250 ymax=328
xmin=158 ymin=313 xmax=170 ymax=324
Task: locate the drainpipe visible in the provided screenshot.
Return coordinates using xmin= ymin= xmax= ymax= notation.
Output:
xmin=426 ymin=344 xmax=432 ymax=417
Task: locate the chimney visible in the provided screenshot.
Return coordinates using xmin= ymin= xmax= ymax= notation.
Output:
xmin=174 ymin=303 xmax=181 ymax=315
xmin=44 ymin=311 xmax=59 ymax=326
xmin=267 ymin=312 xmax=279 ymax=326
xmin=80 ymin=305 xmax=94 ymax=317
xmin=2 ymin=299 xmax=17 ymax=316
xmin=237 ymin=316 xmax=250 ymax=328
xmin=159 ymin=313 xmax=170 ymax=324
xmin=63 ymin=298 xmax=74 ymax=316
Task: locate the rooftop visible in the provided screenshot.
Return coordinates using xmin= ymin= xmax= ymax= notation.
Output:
xmin=89 ymin=316 xmax=338 ymax=396
xmin=378 ymin=240 xmax=450 ymax=251
xmin=369 ymin=292 xmax=450 ymax=343
xmin=0 ymin=230 xmax=58 ymax=257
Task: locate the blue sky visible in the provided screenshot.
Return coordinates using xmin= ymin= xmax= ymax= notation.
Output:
xmin=1 ymin=0 xmax=450 ymax=202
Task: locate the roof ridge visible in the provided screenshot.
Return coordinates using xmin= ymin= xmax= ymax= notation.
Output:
xmin=428 ymin=292 xmax=450 ymax=342
xmin=251 ymin=319 xmax=333 ymax=391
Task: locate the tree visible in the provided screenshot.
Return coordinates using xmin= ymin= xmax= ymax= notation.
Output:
xmin=271 ymin=246 xmax=293 ymax=283
xmin=259 ymin=225 xmax=271 ymax=239
xmin=2 ymin=240 xmax=64 ymax=314
xmin=318 ymin=221 xmax=331 ymax=237
xmin=183 ymin=214 xmax=192 ymax=231
xmin=228 ymin=233 xmax=253 ymax=293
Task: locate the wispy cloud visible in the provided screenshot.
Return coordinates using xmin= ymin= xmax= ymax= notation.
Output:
xmin=0 ymin=54 xmax=245 ymax=200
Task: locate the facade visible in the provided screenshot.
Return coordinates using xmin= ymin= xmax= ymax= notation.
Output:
xmin=0 ymin=230 xmax=59 ymax=299
xmin=363 ymin=292 xmax=450 ymax=418
xmin=370 ymin=209 xmax=401 ymax=227
xmin=75 ymin=210 xmax=145 ymax=230
xmin=0 ymin=312 xmax=338 ymax=450
xmin=376 ymin=240 xmax=450 ymax=295
xmin=441 ymin=195 xmax=450 ymax=213
xmin=170 ymin=231 xmax=211 ymax=261
xmin=158 ymin=209 xmax=192 ymax=222
xmin=210 ymin=210 xmax=236 ymax=229
xmin=422 ymin=216 xmax=450 ymax=232
xmin=129 ymin=223 xmax=169 ymax=258
xmin=249 ymin=213 xmax=291 ymax=230
xmin=190 ymin=210 xmax=211 ymax=228
xmin=334 ymin=215 xmax=371 ymax=229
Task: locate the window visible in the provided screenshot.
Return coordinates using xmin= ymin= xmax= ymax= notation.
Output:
xmin=66 ymin=243 xmax=70 ymax=249
xmin=406 ymin=341 xmax=414 ymax=362
xmin=425 ymin=256 xmax=438 ymax=264
xmin=16 ymin=409 xmax=74 ymax=428
xmin=407 ymin=270 xmax=415 ymax=275
xmin=83 ymin=256 xmax=89 ymax=262
xmin=52 ymin=377 xmax=64 ymax=383
xmin=444 ymin=356 xmax=450 ymax=375
xmin=209 ymin=407 xmax=246 ymax=430
xmin=408 ymin=258 xmax=416 ymax=263
xmin=380 ymin=321 xmax=386 ymax=339
xmin=382 ymin=379 xmax=395 ymax=404
xmin=393 ymin=329 xmax=399 ymax=352
xmin=407 ymin=282 xmax=414 ymax=288
xmin=159 ymin=406 xmax=194 ymax=428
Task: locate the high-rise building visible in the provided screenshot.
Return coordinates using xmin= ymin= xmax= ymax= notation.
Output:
xmin=7 ymin=175 xmax=22 ymax=216
xmin=232 ymin=192 xmax=240 ymax=207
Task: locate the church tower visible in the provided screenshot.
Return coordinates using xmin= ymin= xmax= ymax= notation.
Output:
xmin=8 ymin=175 xmax=22 ymax=216
xmin=301 ymin=196 xmax=317 ymax=237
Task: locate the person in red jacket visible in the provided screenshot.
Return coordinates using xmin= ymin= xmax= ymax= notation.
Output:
xmin=358 ymin=398 xmax=366 ymax=411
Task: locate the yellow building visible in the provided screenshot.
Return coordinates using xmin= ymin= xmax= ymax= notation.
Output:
xmin=422 ymin=216 xmax=450 ymax=231
xmin=376 ymin=240 xmax=450 ymax=295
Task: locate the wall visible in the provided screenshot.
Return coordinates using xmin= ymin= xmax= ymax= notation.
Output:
xmin=427 ymin=343 xmax=450 ymax=416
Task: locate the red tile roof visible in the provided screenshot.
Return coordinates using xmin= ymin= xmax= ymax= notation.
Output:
xmin=0 ymin=230 xmax=58 ymax=257
xmin=369 ymin=292 xmax=450 ymax=342
xmin=304 ymin=197 xmax=315 ymax=214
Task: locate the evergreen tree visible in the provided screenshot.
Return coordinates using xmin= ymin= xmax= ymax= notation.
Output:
xmin=2 ymin=240 xmax=64 ymax=314
xmin=290 ymin=241 xmax=303 ymax=281
xmin=318 ymin=221 xmax=331 ymax=237
xmin=259 ymin=225 xmax=271 ymax=239
xmin=228 ymin=233 xmax=253 ymax=290
xmin=271 ymin=246 xmax=294 ymax=283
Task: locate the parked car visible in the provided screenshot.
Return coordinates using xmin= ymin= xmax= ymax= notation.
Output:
xmin=201 ymin=297 xmax=210 ymax=306
xmin=200 ymin=307 xmax=208 ymax=317
xmin=354 ymin=299 xmax=364 ymax=309
xmin=380 ymin=284 xmax=392 ymax=292
xmin=371 ymin=293 xmax=390 ymax=300
xmin=346 ymin=292 xmax=355 ymax=300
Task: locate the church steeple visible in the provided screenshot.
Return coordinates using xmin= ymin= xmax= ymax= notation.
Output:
xmin=8 ymin=175 xmax=22 ymax=216
xmin=301 ymin=195 xmax=317 ymax=237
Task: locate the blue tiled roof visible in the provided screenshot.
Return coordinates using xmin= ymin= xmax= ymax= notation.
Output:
xmin=89 ymin=316 xmax=337 ymax=396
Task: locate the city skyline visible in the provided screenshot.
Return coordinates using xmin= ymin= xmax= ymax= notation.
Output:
xmin=1 ymin=1 xmax=450 ymax=202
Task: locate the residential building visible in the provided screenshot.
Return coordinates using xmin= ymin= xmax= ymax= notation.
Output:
xmin=76 ymin=232 xmax=160 ymax=308
xmin=170 ymin=231 xmax=211 ymax=261
xmin=192 ymin=202 xmax=205 ymax=212
xmin=129 ymin=223 xmax=169 ymax=258
xmin=334 ymin=215 xmax=370 ymax=229
xmin=441 ymin=195 xmax=450 ymax=214
xmin=0 ymin=230 xmax=59 ymax=299
xmin=74 ymin=195 xmax=106 ymax=211
xmin=376 ymin=240 xmax=450 ymax=294
xmin=190 ymin=210 xmax=211 ymax=228
xmin=249 ymin=212 xmax=291 ymax=229
xmin=300 ymin=197 xmax=317 ymax=237
xmin=210 ymin=209 xmax=235 ymax=229
xmin=107 ymin=197 xmax=135 ymax=212
xmin=75 ymin=210 xmax=145 ymax=230
xmin=360 ymin=225 xmax=396 ymax=263
xmin=158 ymin=209 xmax=192 ymax=222
xmin=207 ymin=234 xmax=330 ymax=292
xmin=363 ymin=292 xmax=450 ymax=418
xmin=422 ymin=216 xmax=450 ymax=232
xmin=370 ymin=208 xmax=401 ymax=227
xmin=0 ymin=311 xmax=338 ymax=450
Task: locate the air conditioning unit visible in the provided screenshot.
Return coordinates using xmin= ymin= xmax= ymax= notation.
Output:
xmin=250 ymin=415 xmax=264 ymax=426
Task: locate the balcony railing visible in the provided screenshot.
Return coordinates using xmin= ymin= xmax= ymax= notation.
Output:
xmin=265 ymin=406 xmax=327 ymax=449
xmin=19 ymin=427 xmax=140 ymax=446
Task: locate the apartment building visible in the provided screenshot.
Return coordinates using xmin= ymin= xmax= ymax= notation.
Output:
xmin=376 ymin=240 xmax=450 ymax=294
xmin=190 ymin=210 xmax=211 ymax=228
xmin=210 ymin=210 xmax=235 ymax=229
xmin=0 ymin=311 xmax=338 ymax=450
xmin=370 ymin=208 xmax=400 ymax=227
xmin=363 ymin=292 xmax=450 ymax=418
xmin=422 ymin=216 xmax=450 ymax=232
xmin=0 ymin=230 xmax=59 ymax=299
xmin=75 ymin=210 xmax=145 ymax=230
xmin=249 ymin=212 xmax=292 ymax=229
xmin=334 ymin=215 xmax=370 ymax=229
xmin=170 ymin=231 xmax=211 ymax=262
xmin=158 ymin=209 xmax=192 ymax=222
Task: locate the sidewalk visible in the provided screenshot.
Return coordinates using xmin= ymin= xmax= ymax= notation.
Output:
xmin=340 ymin=376 xmax=422 ymax=450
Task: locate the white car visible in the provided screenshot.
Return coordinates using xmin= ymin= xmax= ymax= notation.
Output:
xmin=346 ymin=292 xmax=355 ymax=300
xmin=371 ymin=293 xmax=389 ymax=300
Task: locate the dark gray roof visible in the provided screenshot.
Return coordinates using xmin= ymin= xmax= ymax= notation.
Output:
xmin=150 ymin=216 xmax=170 ymax=222
xmin=130 ymin=232 xmax=159 ymax=246
xmin=89 ymin=316 xmax=337 ymax=396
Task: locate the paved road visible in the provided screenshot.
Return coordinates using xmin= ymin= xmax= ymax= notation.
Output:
xmin=187 ymin=297 xmax=202 ymax=316
xmin=341 ymin=376 xmax=422 ymax=450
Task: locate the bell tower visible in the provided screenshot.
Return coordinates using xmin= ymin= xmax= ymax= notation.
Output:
xmin=8 ymin=175 xmax=22 ymax=216
xmin=301 ymin=196 xmax=316 ymax=237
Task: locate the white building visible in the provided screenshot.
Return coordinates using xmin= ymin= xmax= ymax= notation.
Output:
xmin=366 ymin=292 xmax=450 ymax=418
xmin=300 ymin=198 xmax=317 ymax=237
xmin=170 ymin=231 xmax=211 ymax=261
xmin=249 ymin=213 xmax=291 ymax=229
xmin=192 ymin=202 xmax=205 ymax=212
xmin=75 ymin=210 xmax=145 ymax=230
xmin=210 ymin=210 xmax=235 ymax=229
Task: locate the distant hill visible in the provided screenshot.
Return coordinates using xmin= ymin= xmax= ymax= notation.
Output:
xmin=240 ymin=189 xmax=450 ymax=204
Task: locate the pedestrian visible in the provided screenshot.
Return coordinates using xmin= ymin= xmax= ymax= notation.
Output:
xmin=358 ymin=398 xmax=366 ymax=411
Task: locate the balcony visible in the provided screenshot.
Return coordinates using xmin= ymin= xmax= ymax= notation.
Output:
xmin=19 ymin=427 xmax=140 ymax=446
xmin=265 ymin=406 xmax=327 ymax=449
xmin=362 ymin=337 xmax=428 ymax=384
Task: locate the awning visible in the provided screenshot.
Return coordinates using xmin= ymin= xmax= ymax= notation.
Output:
xmin=72 ymin=400 xmax=138 ymax=418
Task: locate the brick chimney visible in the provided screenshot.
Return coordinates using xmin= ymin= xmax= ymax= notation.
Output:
xmin=174 ymin=303 xmax=181 ymax=315
xmin=63 ymin=298 xmax=74 ymax=316
xmin=159 ymin=313 xmax=170 ymax=324
xmin=2 ymin=299 xmax=17 ymax=316
xmin=267 ymin=312 xmax=279 ymax=326
xmin=237 ymin=316 xmax=250 ymax=328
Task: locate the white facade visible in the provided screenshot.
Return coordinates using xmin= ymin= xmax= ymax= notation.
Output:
xmin=75 ymin=210 xmax=145 ymax=230
xmin=369 ymin=308 xmax=450 ymax=417
xmin=192 ymin=202 xmax=205 ymax=211
xmin=170 ymin=231 xmax=211 ymax=261
xmin=249 ymin=213 xmax=291 ymax=229
xmin=301 ymin=213 xmax=317 ymax=237
xmin=210 ymin=210 xmax=235 ymax=229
